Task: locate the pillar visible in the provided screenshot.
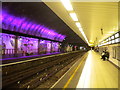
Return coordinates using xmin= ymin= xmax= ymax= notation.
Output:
xmin=51 ymin=41 xmax=53 ymax=53
xmin=38 ymin=39 xmax=40 ymax=54
xmin=14 ymin=35 xmax=18 ymax=57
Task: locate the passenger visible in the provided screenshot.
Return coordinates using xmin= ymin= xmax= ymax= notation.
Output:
xmin=105 ymin=51 xmax=109 ymax=60
xmin=101 ymin=51 xmax=106 ymax=60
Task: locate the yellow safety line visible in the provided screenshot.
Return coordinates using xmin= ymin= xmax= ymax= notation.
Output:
xmin=63 ymin=54 xmax=87 ymax=89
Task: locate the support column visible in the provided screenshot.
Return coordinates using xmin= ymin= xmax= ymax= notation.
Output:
xmin=51 ymin=41 xmax=53 ymax=53
xmin=38 ymin=39 xmax=40 ymax=54
xmin=14 ymin=35 xmax=18 ymax=57
xmin=58 ymin=43 xmax=60 ymax=52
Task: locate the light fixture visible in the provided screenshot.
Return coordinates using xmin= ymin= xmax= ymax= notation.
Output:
xmin=111 ymin=36 xmax=114 ymax=39
xmin=115 ymin=33 xmax=119 ymax=38
xmin=115 ymin=38 xmax=119 ymax=42
xmin=112 ymin=40 xmax=115 ymax=43
xmin=89 ymin=43 xmax=93 ymax=46
xmin=79 ymin=27 xmax=89 ymax=44
xmin=19 ymin=38 xmax=22 ymax=40
xmin=76 ymin=22 xmax=81 ymax=28
xmin=106 ymin=39 xmax=108 ymax=41
xmin=109 ymin=41 xmax=112 ymax=44
xmin=118 ymin=38 xmax=120 ymax=42
xmin=69 ymin=13 xmax=78 ymax=21
xmin=61 ymin=0 xmax=73 ymax=11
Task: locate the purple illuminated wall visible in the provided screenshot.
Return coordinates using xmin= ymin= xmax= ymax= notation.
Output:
xmin=52 ymin=42 xmax=59 ymax=52
xmin=39 ymin=40 xmax=47 ymax=53
xmin=46 ymin=41 xmax=52 ymax=53
xmin=1 ymin=32 xmax=60 ymax=57
xmin=1 ymin=33 xmax=15 ymax=49
xmin=2 ymin=10 xmax=66 ymax=42
xmin=0 ymin=33 xmax=16 ymax=55
xmin=18 ymin=36 xmax=38 ymax=54
xmin=39 ymin=40 xmax=52 ymax=53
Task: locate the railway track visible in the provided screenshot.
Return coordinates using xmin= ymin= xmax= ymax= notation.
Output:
xmin=2 ymin=51 xmax=85 ymax=89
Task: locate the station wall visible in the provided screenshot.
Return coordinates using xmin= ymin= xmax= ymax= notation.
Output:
xmin=1 ymin=33 xmax=86 ymax=59
xmin=98 ymin=44 xmax=120 ymax=68
xmin=1 ymin=33 xmax=61 ymax=58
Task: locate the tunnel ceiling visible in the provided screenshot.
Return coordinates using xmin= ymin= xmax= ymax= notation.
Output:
xmin=44 ymin=2 xmax=118 ymax=45
xmin=2 ymin=2 xmax=88 ymax=46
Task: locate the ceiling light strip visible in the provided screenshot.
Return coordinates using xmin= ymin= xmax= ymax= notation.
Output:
xmin=76 ymin=22 xmax=81 ymax=28
xmin=61 ymin=0 xmax=89 ymax=45
xmin=79 ymin=28 xmax=89 ymax=44
xmin=69 ymin=13 xmax=78 ymax=21
xmin=61 ymin=0 xmax=73 ymax=11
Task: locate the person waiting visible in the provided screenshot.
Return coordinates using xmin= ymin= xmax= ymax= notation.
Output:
xmin=105 ymin=51 xmax=109 ymax=60
xmin=101 ymin=51 xmax=106 ymax=60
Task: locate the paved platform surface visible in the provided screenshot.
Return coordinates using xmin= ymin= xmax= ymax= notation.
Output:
xmin=51 ymin=50 xmax=118 ymax=89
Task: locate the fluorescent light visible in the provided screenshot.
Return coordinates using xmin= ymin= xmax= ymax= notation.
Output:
xmin=115 ymin=33 xmax=119 ymax=38
xmin=109 ymin=41 xmax=112 ymax=44
xmin=79 ymin=28 xmax=89 ymax=44
xmin=111 ymin=36 xmax=114 ymax=39
xmin=61 ymin=0 xmax=73 ymax=11
xmin=106 ymin=39 xmax=108 ymax=41
xmin=89 ymin=44 xmax=93 ymax=46
xmin=76 ymin=22 xmax=81 ymax=28
xmin=115 ymin=38 xmax=119 ymax=42
xmin=69 ymin=13 xmax=78 ymax=21
xmin=118 ymin=38 xmax=120 ymax=42
xmin=112 ymin=40 xmax=115 ymax=43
